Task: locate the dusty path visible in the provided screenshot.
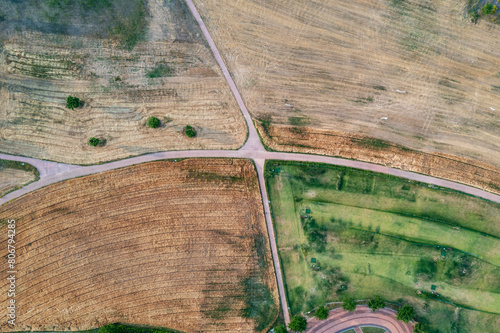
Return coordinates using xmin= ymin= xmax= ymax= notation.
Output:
xmin=2 ymin=0 xmax=500 ymax=329
xmin=307 ymin=306 xmax=413 ymax=333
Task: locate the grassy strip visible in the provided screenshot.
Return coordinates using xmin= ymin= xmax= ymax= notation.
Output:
xmin=266 ymin=160 xmax=500 ymax=331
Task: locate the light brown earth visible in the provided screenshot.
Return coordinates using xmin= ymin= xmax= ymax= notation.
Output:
xmin=256 ymin=123 xmax=500 ymax=195
xmin=0 ymin=159 xmax=279 ymax=332
xmin=193 ymin=0 xmax=500 ymax=169
xmin=0 ymin=0 xmax=246 ymax=164
xmin=0 ymin=168 xmax=35 ymax=197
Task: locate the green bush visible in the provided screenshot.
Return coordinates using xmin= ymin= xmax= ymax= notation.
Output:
xmin=147 ymin=116 xmax=161 ymax=128
xmin=397 ymin=305 xmax=415 ymax=323
xmin=88 ymin=137 xmax=100 ymax=147
xmin=342 ymin=298 xmax=357 ymax=312
xmin=367 ymin=295 xmax=385 ymax=312
xmin=66 ymin=96 xmax=81 ymax=110
xmin=288 ymin=315 xmax=307 ymax=332
xmin=274 ymin=324 xmax=288 ymax=333
xmin=481 ymin=3 xmax=496 ymax=14
xmin=314 ymin=305 xmax=329 ymax=320
xmin=185 ymin=125 xmax=196 ymax=138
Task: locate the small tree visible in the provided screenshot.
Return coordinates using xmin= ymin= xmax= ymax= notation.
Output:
xmin=342 ymin=298 xmax=357 ymax=312
xmin=314 ymin=306 xmax=329 ymax=320
xmin=88 ymin=137 xmax=100 ymax=147
xmin=288 ymin=315 xmax=307 ymax=332
xmin=147 ymin=116 xmax=161 ymax=128
xmin=66 ymin=96 xmax=81 ymax=110
xmin=185 ymin=125 xmax=196 ymax=138
xmin=397 ymin=305 xmax=415 ymax=323
xmin=367 ymin=295 xmax=385 ymax=312
xmin=274 ymin=324 xmax=288 ymax=333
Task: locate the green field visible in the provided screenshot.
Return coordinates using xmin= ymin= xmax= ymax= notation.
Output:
xmin=360 ymin=327 xmax=386 ymax=333
xmin=266 ymin=161 xmax=500 ymax=332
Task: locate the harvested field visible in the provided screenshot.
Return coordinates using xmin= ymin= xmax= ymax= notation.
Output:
xmin=0 ymin=159 xmax=279 ymax=332
xmin=194 ymin=0 xmax=500 ymax=167
xmin=256 ymin=123 xmax=500 ymax=195
xmin=0 ymin=0 xmax=246 ymax=164
xmin=0 ymin=160 xmax=39 ymax=197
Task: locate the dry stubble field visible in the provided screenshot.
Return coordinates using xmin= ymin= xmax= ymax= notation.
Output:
xmin=0 ymin=0 xmax=246 ymax=164
xmin=0 ymin=168 xmax=35 ymax=197
xmin=0 ymin=159 xmax=279 ymax=332
xmin=194 ymin=0 xmax=500 ymax=186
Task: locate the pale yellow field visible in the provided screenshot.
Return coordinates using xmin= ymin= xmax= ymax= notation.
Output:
xmin=194 ymin=0 xmax=500 ymax=168
xmin=0 ymin=0 xmax=246 ymax=164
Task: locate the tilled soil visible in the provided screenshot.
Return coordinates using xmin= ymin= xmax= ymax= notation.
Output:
xmin=0 ymin=159 xmax=278 ymax=332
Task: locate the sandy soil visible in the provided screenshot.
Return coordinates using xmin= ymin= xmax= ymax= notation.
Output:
xmin=193 ymin=0 xmax=500 ymax=168
xmin=0 ymin=159 xmax=278 ymax=332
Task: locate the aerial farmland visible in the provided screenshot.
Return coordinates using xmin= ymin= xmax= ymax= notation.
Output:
xmin=0 ymin=0 xmax=499 ymax=333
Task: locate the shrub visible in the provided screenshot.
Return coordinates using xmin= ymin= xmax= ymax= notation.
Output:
xmin=342 ymin=298 xmax=357 ymax=312
xmin=367 ymin=295 xmax=385 ymax=312
xmin=397 ymin=305 xmax=415 ymax=323
xmin=481 ymin=3 xmax=496 ymax=14
xmin=147 ymin=116 xmax=161 ymax=128
xmin=274 ymin=324 xmax=288 ymax=333
xmin=66 ymin=96 xmax=81 ymax=110
xmin=288 ymin=315 xmax=307 ymax=332
xmin=314 ymin=305 xmax=329 ymax=320
xmin=185 ymin=125 xmax=196 ymax=138
xmin=147 ymin=63 xmax=171 ymax=78
xmin=88 ymin=137 xmax=100 ymax=147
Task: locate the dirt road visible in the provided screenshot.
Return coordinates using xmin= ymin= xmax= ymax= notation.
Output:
xmin=307 ymin=306 xmax=413 ymax=333
xmin=2 ymin=0 xmax=500 ymax=328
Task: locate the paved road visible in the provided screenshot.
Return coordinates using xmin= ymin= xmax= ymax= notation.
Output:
xmin=2 ymin=0 xmax=500 ymax=328
xmin=307 ymin=306 xmax=413 ymax=333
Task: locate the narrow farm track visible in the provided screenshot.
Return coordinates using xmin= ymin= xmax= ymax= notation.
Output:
xmin=1 ymin=0 xmax=500 ymax=330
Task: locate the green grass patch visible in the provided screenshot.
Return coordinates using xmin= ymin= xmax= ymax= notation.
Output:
xmin=266 ymin=161 xmax=500 ymax=331
xmin=361 ymin=327 xmax=386 ymax=333
xmin=356 ymin=137 xmax=391 ymax=149
xmin=98 ymin=323 xmax=180 ymax=333
xmin=288 ymin=116 xmax=310 ymax=126
xmin=147 ymin=63 xmax=172 ymax=78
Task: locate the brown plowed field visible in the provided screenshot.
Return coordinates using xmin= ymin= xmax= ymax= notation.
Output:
xmin=0 ymin=0 xmax=246 ymax=164
xmin=0 ymin=159 xmax=279 ymax=332
xmin=194 ymin=0 xmax=500 ymax=167
xmin=257 ymin=123 xmax=500 ymax=195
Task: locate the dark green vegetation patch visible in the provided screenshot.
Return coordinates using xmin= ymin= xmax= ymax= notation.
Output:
xmin=266 ymin=161 xmax=500 ymax=332
xmin=147 ymin=116 xmax=161 ymax=128
xmin=98 ymin=323 xmax=179 ymax=333
xmin=0 ymin=0 xmax=147 ymax=49
xmin=147 ymin=63 xmax=172 ymax=78
xmin=184 ymin=125 xmax=196 ymax=138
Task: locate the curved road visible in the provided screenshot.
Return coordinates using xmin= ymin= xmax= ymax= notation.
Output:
xmin=307 ymin=306 xmax=413 ymax=333
xmin=1 ymin=0 xmax=500 ymax=328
